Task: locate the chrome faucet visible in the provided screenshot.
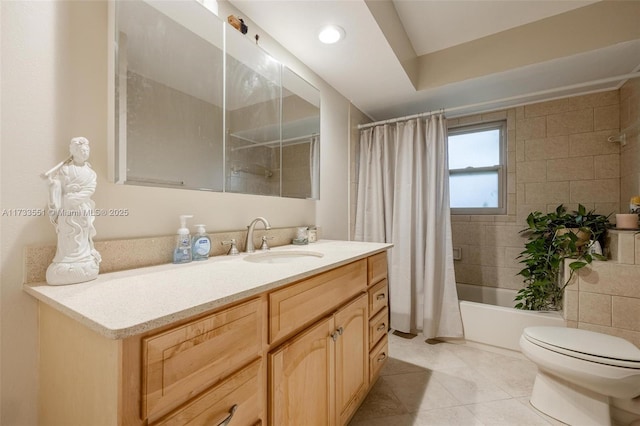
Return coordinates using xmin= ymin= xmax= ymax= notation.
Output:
xmin=245 ymin=217 xmax=271 ymax=253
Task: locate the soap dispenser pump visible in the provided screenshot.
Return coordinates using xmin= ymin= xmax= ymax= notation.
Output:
xmin=192 ymin=224 xmax=211 ymax=261
xmin=173 ymin=215 xmax=193 ymax=264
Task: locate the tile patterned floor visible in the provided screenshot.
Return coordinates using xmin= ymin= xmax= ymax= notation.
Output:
xmin=350 ymin=331 xmax=566 ymax=426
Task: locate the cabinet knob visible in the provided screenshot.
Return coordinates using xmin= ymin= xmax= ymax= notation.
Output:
xmin=377 ymin=352 xmax=387 ymax=363
xmin=337 ymin=327 xmax=344 ymax=335
xmin=217 ymin=404 xmax=238 ymax=426
xmin=330 ymin=331 xmax=339 ymax=341
xmin=376 ymin=323 xmax=386 ymax=332
xmin=376 ymin=293 xmax=386 ymax=300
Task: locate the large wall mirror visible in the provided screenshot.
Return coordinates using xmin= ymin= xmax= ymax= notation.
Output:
xmin=111 ymin=0 xmax=320 ymax=199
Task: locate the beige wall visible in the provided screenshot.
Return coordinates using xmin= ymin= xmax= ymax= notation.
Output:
xmin=450 ymin=90 xmax=623 ymax=292
xmin=0 ymin=2 xmax=351 ymax=424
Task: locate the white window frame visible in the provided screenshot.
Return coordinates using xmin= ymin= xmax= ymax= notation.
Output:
xmin=448 ymin=120 xmax=507 ymax=215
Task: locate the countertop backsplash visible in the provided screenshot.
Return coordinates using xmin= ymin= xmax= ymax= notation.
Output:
xmin=24 ymin=226 xmax=316 ymax=284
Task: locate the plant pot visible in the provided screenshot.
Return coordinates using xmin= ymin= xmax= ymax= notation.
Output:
xmin=554 ymin=228 xmax=591 ymax=247
xmin=615 ymin=213 xmax=639 ymax=229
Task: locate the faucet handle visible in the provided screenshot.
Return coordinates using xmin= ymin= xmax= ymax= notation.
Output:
xmin=222 ymin=239 xmax=239 ymax=256
xmin=260 ymin=235 xmax=274 ymax=251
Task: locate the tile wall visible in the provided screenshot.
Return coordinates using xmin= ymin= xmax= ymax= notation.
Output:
xmin=620 ymin=78 xmax=640 ymax=210
xmin=564 ymin=230 xmax=640 ymax=347
xmin=450 ymin=90 xmax=622 ymax=292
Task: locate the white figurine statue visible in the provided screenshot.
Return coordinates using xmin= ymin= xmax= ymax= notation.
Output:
xmin=43 ymin=137 xmax=101 ymax=285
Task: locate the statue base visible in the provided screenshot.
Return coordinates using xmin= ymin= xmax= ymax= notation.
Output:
xmin=46 ymin=259 xmax=99 ymax=285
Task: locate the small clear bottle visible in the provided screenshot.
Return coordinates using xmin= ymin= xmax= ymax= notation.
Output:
xmin=173 ymin=215 xmax=193 ymax=264
xmin=192 ymin=224 xmax=211 ymax=261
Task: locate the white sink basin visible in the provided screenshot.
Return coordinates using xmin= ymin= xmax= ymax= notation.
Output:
xmin=244 ymin=250 xmax=325 ymax=264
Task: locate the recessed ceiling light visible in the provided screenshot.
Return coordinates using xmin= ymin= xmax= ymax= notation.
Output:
xmin=318 ymin=25 xmax=345 ymax=44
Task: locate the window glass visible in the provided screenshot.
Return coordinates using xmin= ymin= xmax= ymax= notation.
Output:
xmin=448 ymin=121 xmax=505 ymax=214
xmin=448 ymin=129 xmax=500 ymax=169
xmin=449 ymin=172 xmax=499 ymax=208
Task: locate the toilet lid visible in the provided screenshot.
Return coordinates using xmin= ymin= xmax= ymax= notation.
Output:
xmin=523 ymin=326 xmax=640 ymax=368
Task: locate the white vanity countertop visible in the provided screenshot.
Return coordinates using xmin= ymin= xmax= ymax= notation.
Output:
xmin=24 ymin=240 xmax=391 ymax=339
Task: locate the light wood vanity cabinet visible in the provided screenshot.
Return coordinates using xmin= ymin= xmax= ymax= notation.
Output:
xmin=367 ymin=252 xmax=389 ymax=383
xmin=35 ymin=250 xmax=389 ymax=426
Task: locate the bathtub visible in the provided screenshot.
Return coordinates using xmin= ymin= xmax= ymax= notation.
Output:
xmin=456 ymin=283 xmax=565 ymax=351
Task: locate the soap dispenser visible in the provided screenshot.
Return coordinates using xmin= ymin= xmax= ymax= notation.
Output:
xmin=173 ymin=215 xmax=193 ymax=264
xmin=192 ymin=224 xmax=211 ymax=261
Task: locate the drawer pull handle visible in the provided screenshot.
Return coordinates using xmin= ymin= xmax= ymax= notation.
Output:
xmin=331 ymin=331 xmax=339 ymax=341
xmin=376 ymin=293 xmax=386 ymax=300
xmin=376 ymin=323 xmax=386 ymax=332
xmin=218 ymin=404 xmax=238 ymax=426
xmin=337 ymin=327 xmax=344 ymax=335
xmin=377 ymin=352 xmax=387 ymax=362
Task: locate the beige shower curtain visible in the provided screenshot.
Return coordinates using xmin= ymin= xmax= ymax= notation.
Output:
xmin=354 ymin=115 xmax=463 ymax=338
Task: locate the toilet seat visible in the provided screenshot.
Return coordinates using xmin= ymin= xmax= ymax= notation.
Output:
xmin=523 ymin=326 xmax=640 ymax=369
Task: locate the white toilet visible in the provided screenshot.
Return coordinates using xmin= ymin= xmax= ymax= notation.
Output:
xmin=520 ymin=326 xmax=640 ymax=426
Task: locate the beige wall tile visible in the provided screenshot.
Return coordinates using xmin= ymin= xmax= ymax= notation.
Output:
xmin=524 ymin=136 xmax=569 ymax=161
xmin=636 ymin=234 xmax=640 ymax=265
xmin=612 ymin=296 xmax=640 ymax=332
xmin=507 ymin=172 xmax=516 ymax=194
xmin=563 ymin=289 xmax=579 ymax=322
xmin=524 ymin=99 xmax=569 ymax=118
xmin=484 ymin=225 xmax=527 ymax=248
xmin=547 ymin=157 xmax=594 ymax=182
xmin=458 ymin=114 xmax=483 ymax=126
xmin=516 ymin=116 xmax=546 ymax=140
xmin=593 ymin=202 xmax=618 ymax=218
xmin=454 ymin=263 xmax=483 ymax=285
xmin=481 ymin=110 xmax=507 ymax=121
xmin=568 ymin=130 xmax=620 ymax=157
xmin=524 ymin=181 xmax=570 ymax=204
xmin=507 ymin=129 xmax=516 ymax=152
xmin=594 ymin=154 xmax=620 ymax=179
xmin=496 ymin=266 xmax=524 ymax=290
xmin=608 ymin=231 xmax=637 ymax=264
xmin=516 ymin=160 xmax=546 ymax=183
xmin=578 ymin=292 xmax=611 ymax=326
xmin=594 ymin=104 xmax=620 ymax=131
xmin=546 ymin=109 xmax=593 ymax=137
xmin=568 ymin=91 xmax=619 ymax=110
xmin=570 ymin=179 xmax=619 ymax=203
xmin=578 ymin=262 xmax=640 ymax=297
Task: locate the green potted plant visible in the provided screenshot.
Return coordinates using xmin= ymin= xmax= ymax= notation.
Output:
xmin=515 ymin=204 xmax=610 ymax=311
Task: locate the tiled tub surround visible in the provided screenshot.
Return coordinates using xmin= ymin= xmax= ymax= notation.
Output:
xmin=450 ymin=90 xmax=623 ymax=296
xmin=24 ymin=239 xmax=390 ymax=339
xmin=564 ymin=230 xmax=640 ymax=348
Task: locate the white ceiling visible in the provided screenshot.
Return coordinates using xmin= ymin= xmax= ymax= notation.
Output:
xmin=229 ymin=0 xmax=640 ymax=121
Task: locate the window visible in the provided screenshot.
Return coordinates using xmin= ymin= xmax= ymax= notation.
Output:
xmin=447 ymin=121 xmax=506 ymax=214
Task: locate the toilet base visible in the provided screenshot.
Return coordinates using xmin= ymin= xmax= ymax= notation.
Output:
xmin=530 ymin=371 xmax=611 ymax=426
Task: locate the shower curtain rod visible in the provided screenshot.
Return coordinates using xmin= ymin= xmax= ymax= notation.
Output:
xmin=357 ymin=72 xmax=640 ymax=130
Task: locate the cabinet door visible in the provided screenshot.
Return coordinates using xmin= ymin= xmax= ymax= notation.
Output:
xmin=269 ymin=316 xmax=335 ymax=426
xmin=334 ymin=293 xmax=368 ymax=425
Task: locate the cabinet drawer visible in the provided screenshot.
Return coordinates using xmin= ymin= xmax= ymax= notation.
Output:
xmin=142 ymin=298 xmax=264 ymax=420
xmin=369 ymin=307 xmax=388 ymax=350
xmin=368 ymin=279 xmax=388 ymax=318
xmin=369 ymin=334 xmax=388 ymax=382
xmin=152 ymin=359 xmax=264 ymax=426
xmin=269 ymin=259 xmax=366 ymax=344
xmin=368 ymin=252 xmax=388 ymax=285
